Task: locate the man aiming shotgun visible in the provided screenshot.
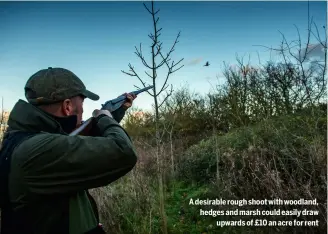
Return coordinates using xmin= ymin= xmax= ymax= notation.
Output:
xmin=0 ymin=67 xmax=148 ymax=234
xmin=70 ymin=85 xmax=153 ymax=136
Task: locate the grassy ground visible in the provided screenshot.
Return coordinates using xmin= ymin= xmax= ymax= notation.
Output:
xmin=90 ymin=110 xmax=327 ymax=234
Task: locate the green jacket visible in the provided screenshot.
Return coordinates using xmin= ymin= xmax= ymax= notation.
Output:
xmin=5 ymin=99 xmax=137 ymax=234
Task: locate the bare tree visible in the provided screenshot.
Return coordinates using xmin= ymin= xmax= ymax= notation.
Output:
xmin=121 ymin=1 xmax=184 ymax=233
xmin=253 ymin=5 xmax=327 ymax=110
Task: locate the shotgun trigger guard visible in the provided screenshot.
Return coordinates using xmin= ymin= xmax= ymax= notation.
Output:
xmin=101 ymin=100 xmax=122 ymax=113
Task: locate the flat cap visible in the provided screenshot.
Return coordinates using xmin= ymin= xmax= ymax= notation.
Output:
xmin=25 ymin=67 xmax=99 ymax=105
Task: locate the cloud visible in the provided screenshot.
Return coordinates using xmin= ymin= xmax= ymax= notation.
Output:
xmin=299 ymin=43 xmax=325 ymax=61
xmin=186 ymin=57 xmax=203 ymax=66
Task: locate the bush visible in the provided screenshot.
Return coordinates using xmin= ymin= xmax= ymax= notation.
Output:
xmin=176 ymin=108 xmax=327 ymax=233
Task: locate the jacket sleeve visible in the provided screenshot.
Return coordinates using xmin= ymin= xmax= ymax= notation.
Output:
xmin=111 ymin=106 xmax=126 ymax=123
xmin=15 ymin=115 xmax=138 ymax=194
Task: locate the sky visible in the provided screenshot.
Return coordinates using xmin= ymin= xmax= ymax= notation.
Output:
xmin=0 ymin=1 xmax=326 ymax=119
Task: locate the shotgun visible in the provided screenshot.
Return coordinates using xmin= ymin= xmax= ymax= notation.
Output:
xmin=69 ymin=85 xmax=153 ymax=136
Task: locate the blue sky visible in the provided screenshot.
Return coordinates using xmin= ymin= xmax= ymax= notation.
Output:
xmin=0 ymin=1 xmax=326 ymax=119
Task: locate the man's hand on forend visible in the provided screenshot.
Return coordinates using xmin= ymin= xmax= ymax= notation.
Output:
xmin=121 ymin=93 xmax=137 ymax=110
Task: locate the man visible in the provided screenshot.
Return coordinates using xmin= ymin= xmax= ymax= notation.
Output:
xmin=0 ymin=67 xmax=138 ymax=234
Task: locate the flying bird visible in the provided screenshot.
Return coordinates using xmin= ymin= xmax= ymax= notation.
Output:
xmin=204 ymin=61 xmax=210 ymax=67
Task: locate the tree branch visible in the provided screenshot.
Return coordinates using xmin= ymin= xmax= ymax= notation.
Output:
xmin=134 ymin=43 xmax=153 ymax=69
xmin=121 ymin=63 xmax=154 ymax=97
xmin=158 ymin=84 xmax=174 ymax=109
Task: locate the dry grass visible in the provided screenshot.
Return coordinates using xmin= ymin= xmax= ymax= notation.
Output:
xmin=89 ymin=145 xmax=161 ymax=234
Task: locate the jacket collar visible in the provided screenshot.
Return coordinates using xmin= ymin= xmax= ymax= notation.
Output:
xmin=7 ymin=99 xmax=75 ymax=134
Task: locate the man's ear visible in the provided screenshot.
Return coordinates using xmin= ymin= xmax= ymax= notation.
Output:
xmin=61 ymin=99 xmax=73 ymax=116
